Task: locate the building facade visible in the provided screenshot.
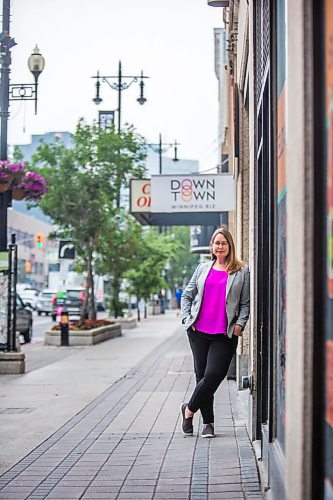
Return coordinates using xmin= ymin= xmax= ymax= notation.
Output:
xmin=7 ymin=209 xmax=57 ymax=287
xmin=210 ymin=1 xmax=333 ymax=499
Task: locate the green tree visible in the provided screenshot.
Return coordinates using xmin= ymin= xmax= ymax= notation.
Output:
xmin=94 ymin=212 xmax=144 ymax=318
xmin=31 ymin=120 xmax=146 ymax=322
xmin=124 ymin=229 xmax=180 ymax=321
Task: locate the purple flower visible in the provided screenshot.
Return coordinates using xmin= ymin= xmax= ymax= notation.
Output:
xmin=18 ymin=171 xmax=47 ymax=200
xmin=0 ymin=162 xmax=27 ymax=186
xmin=9 ymin=164 xmax=25 ymax=173
xmin=0 ymin=171 xmax=10 ymax=182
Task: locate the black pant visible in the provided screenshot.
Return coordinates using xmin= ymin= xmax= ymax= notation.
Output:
xmin=187 ymin=329 xmax=238 ymax=424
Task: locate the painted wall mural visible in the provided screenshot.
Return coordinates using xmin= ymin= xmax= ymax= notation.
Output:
xmin=276 ymin=0 xmax=287 ymax=451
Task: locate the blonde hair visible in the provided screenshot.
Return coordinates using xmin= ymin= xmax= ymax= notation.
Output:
xmin=210 ymin=227 xmax=244 ymax=274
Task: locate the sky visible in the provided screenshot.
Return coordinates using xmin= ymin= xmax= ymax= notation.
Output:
xmin=7 ymin=0 xmax=223 ymax=172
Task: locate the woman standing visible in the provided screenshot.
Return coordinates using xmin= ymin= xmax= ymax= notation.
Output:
xmin=180 ymin=227 xmax=250 ymax=437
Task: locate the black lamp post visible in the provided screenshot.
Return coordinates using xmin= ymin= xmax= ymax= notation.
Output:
xmin=92 ymin=61 xmax=149 ymax=133
xmin=0 ymin=0 xmax=45 ymax=252
xmin=27 ymin=45 xmax=45 ymax=114
xmin=147 ymin=134 xmax=180 ymax=174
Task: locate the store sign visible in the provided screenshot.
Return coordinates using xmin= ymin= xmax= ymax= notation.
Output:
xmin=151 ymin=174 xmax=235 ymax=213
xmin=130 ymin=179 xmax=151 ymax=213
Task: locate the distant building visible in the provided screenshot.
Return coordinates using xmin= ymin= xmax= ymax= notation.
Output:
xmin=7 ymin=209 xmax=57 ymax=287
xmin=12 ymin=132 xmax=72 ymax=224
xmin=14 ymin=131 xmax=73 ymax=164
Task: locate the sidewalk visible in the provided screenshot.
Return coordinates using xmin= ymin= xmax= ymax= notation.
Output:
xmin=0 ymin=311 xmax=263 ymax=499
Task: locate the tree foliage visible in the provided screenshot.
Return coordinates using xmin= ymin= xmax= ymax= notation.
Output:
xmin=30 ymin=120 xmax=146 ymax=321
xmin=124 ymin=229 xmax=180 ymax=319
xmin=94 ymin=212 xmax=144 ymax=318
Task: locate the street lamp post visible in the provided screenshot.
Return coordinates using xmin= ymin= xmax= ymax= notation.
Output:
xmin=0 ymin=0 xmax=12 ymax=252
xmin=0 ymin=2 xmax=45 ymax=252
xmin=92 ymin=61 xmax=149 ymax=133
xmin=147 ymin=134 xmax=180 ymax=236
xmin=147 ymin=134 xmax=180 ymax=174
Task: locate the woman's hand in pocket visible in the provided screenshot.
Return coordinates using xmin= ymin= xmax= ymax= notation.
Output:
xmin=233 ymin=324 xmax=242 ymax=336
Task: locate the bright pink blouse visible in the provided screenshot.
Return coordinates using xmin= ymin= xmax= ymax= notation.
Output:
xmin=194 ymin=268 xmax=228 ymax=334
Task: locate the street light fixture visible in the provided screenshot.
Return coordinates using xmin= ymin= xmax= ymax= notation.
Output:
xmin=92 ymin=61 xmax=149 ymax=133
xmin=28 ymin=45 xmax=45 ymax=113
xmin=137 ymin=71 xmax=147 ymax=105
xmin=9 ymin=45 xmax=45 ymax=115
xmin=92 ymin=71 xmax=102 ymax=105
xmin=147 ymin=134 xmax=180 ymax=175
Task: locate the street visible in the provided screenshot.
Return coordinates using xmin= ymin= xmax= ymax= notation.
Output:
xmin=24 ymin=312 xmax=53 ymax=344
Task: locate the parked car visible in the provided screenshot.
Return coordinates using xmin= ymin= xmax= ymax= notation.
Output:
xmin=16 ymin=294 xmax=33 ymax=343
xmin=19 ymin=289 xmax=39 ymax=310
xmin=36 ymin=289 xmax=57 ymax=316
xmin=51 ymin=287 xmax=86 ymax=321
xmin=17 ymin=284 xmax=39 ymax=294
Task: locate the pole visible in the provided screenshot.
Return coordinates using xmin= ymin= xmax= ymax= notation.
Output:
xmin=159 ymin=133 xmax=162 ymax=174
xmin=115 ymin=61 xmax=122 ymax=208
xmin=0 ymin=0 xmax=11 ymax=252
xmin=158 ymin=133 xmax=162 ymax=234
xmin=118 ymin=61 xmax=122 ymax=133
xmin=34 ymin=77 xmax=38 ymax=115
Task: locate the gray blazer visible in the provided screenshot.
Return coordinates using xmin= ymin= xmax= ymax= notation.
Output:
xmin=180 ymin=261 xmax=250 ymax=338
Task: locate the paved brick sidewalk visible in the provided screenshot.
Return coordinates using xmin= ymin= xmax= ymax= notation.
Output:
xmin=0 ymin=328 xmax=263 ymax=500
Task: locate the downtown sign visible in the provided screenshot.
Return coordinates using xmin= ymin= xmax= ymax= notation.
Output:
xmin=150 ymin=174 xmax=235 ymax=212
xmin=130 ymin=175 xmax=234 ymax=227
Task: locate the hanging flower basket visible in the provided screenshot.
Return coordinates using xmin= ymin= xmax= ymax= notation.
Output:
xmin=0 ymin=161 xmax=14 ymax=192
xmin=0 ymin=182 xmax=11 ymax=193
xmin=0 ymin=161 xmax=27 ymax=194
xmin=16 ymin=171 xmax=47 ymax=201
xmin=12 ymin=187 xmax=26 ymax=200
xmin=9 ymin=162 xmax=27 ymax=187
xmin=0 ymin=161 xmax=46 ymax=202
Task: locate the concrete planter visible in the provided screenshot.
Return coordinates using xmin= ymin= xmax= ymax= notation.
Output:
xmin=44 ymin=323 xmax=122 ymax=346
xmin=109 ymin=317 xmax=137 ymax=329
xmin=0 ymin=352 xmax=25 ymax=374
xmin=147 ymin=300 xmax=161 ymax=315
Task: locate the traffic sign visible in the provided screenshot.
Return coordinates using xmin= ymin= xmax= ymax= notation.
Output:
xmin=59 ymin=241 xmax=75 ymax=260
